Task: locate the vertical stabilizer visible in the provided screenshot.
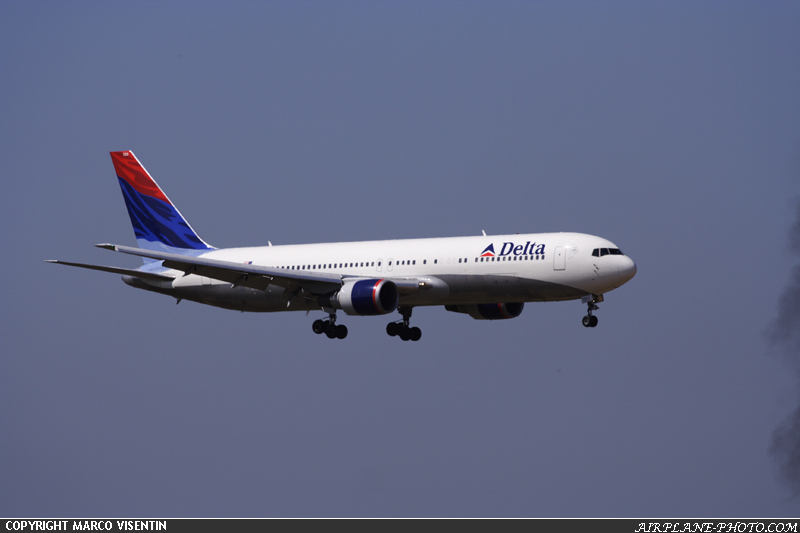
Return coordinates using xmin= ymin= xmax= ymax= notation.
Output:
xmin=111 ymin=151 xmax=214 ymax=255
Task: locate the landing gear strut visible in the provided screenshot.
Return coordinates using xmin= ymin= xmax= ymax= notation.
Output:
xmin=312 ymin=310 xmax=347 ymax=339
xmin=387 ymin=306 xmax=421 ymax=341
xmin=581 ymin=294 xmax=601 ymax=328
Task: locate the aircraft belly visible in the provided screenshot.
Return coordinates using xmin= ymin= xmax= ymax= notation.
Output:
xmin=422 ymin=274 xmax=586 ymax=306
xmin=129 ymin=272 xmax=588 ymax=312
xmin=127 ymin=276 xmax=300 ymax=312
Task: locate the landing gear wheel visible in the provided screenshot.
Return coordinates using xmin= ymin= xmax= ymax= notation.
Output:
xmin=313 ymin=308 xmax=348 ymax=339
xmin=312 ymin=319 xmax=328 ymax=334
xmin=582 ymin=295 xmax=601 ymax=329
xmin=393 ymin=306 xmax=421 ymax=342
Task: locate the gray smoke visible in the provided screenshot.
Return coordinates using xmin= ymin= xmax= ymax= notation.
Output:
xmin=766 ymin=199 xmax=800 ymax=494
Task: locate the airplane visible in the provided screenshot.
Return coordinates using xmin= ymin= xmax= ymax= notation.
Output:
xmin=47 ymin=151 xmax=637 ymax=341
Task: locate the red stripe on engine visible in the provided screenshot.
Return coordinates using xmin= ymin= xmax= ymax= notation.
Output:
xmin=499 ymin=303 xmax=511 ymax=319
xmin=373 ymin=279 xmax=384 ymax=312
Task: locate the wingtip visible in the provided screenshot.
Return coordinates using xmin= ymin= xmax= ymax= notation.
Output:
xmin=95 ymin=243 xmax=117 ymax=251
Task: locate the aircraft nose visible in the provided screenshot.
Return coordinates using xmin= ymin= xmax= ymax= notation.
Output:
xmin=617 ymin=256 xmax=637 ymax=284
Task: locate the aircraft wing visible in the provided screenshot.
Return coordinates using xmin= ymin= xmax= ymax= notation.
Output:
xmin=44 ymin=260 xmax=176 ymax=282
xmin=96 ymin=244 xmax=344 ymax=294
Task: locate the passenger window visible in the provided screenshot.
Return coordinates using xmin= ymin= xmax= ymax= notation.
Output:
xmin=434 ymin=259 xmax=438 ymax=264
xmin=423 ymin=260 xmax=427 ymax=265
xmin=413 ymin=260 xmax=416 ymax=265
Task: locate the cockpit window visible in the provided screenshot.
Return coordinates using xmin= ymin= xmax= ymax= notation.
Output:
xmin=592 ymin=247 xmax=624 ymax=257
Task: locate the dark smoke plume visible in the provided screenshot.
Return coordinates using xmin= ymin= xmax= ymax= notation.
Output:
xmin=766 ymin=199 xmax=800 ymax=495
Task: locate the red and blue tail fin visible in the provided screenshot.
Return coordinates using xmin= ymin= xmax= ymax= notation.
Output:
xmin=111 ymin=151 xmax=214 ymax=254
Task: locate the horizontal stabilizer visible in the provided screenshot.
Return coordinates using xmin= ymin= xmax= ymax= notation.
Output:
xmin=45 ymin=260 xmax=175 ymax=282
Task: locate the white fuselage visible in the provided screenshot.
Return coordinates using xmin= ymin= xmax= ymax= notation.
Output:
xmin=128 ymin=232 xmax=636 ymax=313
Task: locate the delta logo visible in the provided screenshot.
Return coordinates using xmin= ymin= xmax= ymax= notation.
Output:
xmin=481 ymin=242 xmax=546 ymax=257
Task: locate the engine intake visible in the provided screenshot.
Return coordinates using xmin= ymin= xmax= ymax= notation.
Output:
xmin=445 ymin=302 xmax=524 ymax=320
xmin=325 ymin=279 xmax=399 ymax=316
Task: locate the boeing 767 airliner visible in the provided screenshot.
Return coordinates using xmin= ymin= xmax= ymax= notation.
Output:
xmin=48 ymin=151 xmax=637 ymax=341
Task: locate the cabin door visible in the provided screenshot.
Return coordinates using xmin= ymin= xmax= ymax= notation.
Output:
xmin=553 ymin=246 xmax=566 ymax=270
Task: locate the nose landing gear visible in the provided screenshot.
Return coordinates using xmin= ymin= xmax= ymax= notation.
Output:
xmin=312 ymin=310 xmax=347 ymax=339
xmin=387 ymin=306 xmax=421 ymax=341
xmin=581 ymin=294 xmax=602 ymax=328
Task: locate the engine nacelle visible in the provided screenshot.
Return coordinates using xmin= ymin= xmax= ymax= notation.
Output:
xmin=445 ymin=302 xmax=524 ymax=320
xmin=325 ymin=279 xmax=399 ymax=316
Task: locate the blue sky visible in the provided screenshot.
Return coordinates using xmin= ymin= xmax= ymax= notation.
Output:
xmin=2 ymin=1 xmax=799 ymax=517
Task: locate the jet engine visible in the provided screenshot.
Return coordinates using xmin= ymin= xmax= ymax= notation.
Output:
xmin=445 ymin=302 xmax=524 ymax=320
xmin=324 ymin=279 xmax=399 ymax=316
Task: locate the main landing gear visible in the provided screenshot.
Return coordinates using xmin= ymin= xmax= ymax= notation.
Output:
xmin=387 ymin=306 xmax=421 ymax=341
xmin=312 ymin=311 xmax=348 ymax=339
xmin=581 ymin=294 xmax=601 ymax=328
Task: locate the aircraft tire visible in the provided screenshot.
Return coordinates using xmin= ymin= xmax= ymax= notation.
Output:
xmin=590 ymin=315 xmax=598 ymax=327
xmin=386 ymin=322 xmax=399 ymax=336
xmin=313 ymin=319 xmax=327 ymax=334
xmin=399 ymin=327 xmax=411 ymax=341
xmin=582 ymin=316 xmax=591 ymax=328
xmin=409 ymin=327 xmax=421 ymax=341
xmin=336 ymin=324 xmax=348 ymax=339
xmin=325 ymin=324 xmax=337 ymax=338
